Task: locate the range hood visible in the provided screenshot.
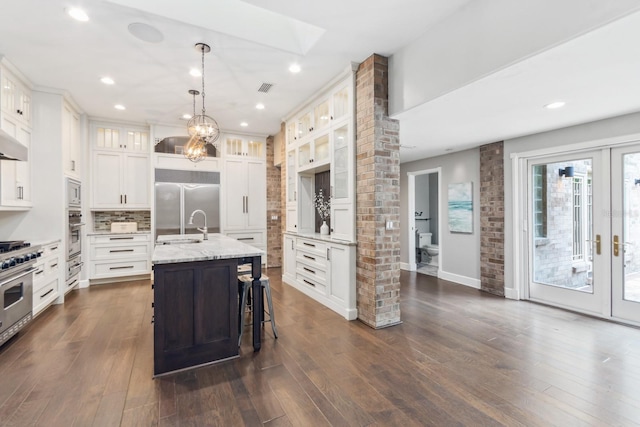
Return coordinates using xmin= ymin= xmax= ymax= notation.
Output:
xmin=0 ymin=128 xmax=27 ymax=161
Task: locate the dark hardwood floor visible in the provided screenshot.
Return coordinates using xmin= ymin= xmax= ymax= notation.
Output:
xmin=1 ymin=269 xmax=640 ymax=426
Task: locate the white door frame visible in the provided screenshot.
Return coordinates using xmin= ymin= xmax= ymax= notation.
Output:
xmin=407 ymin=167 xmax=442 ymax=272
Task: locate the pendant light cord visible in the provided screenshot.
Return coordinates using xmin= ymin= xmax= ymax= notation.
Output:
xmin=201 ymin=46 xmax=206 ymax=116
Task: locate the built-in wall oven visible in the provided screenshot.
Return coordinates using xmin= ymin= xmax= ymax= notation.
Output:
xmin=0 ymin=241 xmax=41 ymax=346
xmin=66 ymin=178 xmax=84 ymax=289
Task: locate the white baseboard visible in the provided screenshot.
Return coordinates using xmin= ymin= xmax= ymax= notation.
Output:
xmin=79 ymin=279 xmax=90 ymax=289
xmin=438 ymin=270 xmax=481 ymax=289
xmin=504 ymin=287 xmax=520 ymax=300
xmin=400 ymin=262 xmax=415 ymax=271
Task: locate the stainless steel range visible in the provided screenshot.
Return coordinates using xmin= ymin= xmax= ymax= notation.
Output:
xmin=0 ymin=241 xmax=41 ymax=346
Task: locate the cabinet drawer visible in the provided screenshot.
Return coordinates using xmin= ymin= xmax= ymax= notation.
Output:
xmin=226 ymin=231 xmax=264 ymax=245
xmin=90 ymin=233 xmax=150 ymax=245
xmin=91 ymin=259 xmax=150 ymax=279
xmin=296 ymin=249 xmax=327 ymax=270
xmin=33 ymin=278 xmax=58 ymax=316
xmin=42 ymin=242 xmax=61 ymax=257
xmin=296 ymin=273 xmax=326 ymax=295
xmin=296 ymin=262 xmax=327 ymax=284
xmin=296 ymin=238 xmax=327 ymax=257
xmin=91 ymin=243 xmax=150 ymax=260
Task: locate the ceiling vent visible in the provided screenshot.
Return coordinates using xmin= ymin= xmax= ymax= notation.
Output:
xmin=258 ymin=83 xmax=274 ymax=93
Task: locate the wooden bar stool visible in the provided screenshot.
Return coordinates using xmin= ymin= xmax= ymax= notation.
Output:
xmin=238 ymin=274 xmax=278 ymax=347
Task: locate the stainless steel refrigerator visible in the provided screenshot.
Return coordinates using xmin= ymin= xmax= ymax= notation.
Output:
xmin=155 ymin=169 xmax=220 ymax=236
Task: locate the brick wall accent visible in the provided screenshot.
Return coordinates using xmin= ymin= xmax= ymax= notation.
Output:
xmin=266 ymin=134 xmax=282 ymax=268
xmin=355 ymin=54 xmax=401 ymax=328
xmin=480 ymin=141 xmax=505 ymax=296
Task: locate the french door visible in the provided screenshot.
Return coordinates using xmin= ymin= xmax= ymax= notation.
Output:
xmin=527 ymin=145 xmax=640 ymax=325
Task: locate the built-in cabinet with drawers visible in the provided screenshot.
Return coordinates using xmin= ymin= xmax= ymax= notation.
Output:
xmin=284 ymin=233 xmax=356 ymax=320
xmin=222 ymin=135 xmax=267 ymax=261
xmin=282 ymin=66 xmax=357 ymax=319
xmin=0 ymin=60 xmax=32 ymax=209
xmin=90 ymin=122 xmax=151 ymax=209
xmin=33 ymin=241 xmax=61 ymax=316
xmin=88 ymin=233 xmax=152 ymax=280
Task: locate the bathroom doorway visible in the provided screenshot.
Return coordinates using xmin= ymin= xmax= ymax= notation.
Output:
xmin=407 ymin=168 xmax=441 ymax=276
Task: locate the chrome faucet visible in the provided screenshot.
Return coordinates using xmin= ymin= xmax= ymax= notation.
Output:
xmin=188 ymin=209 xmax=208 ymax=240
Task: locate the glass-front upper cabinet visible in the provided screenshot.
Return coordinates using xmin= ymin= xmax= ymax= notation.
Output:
xmin=332 ymin=124 xmax=350 ymax=199
xmin=297 ymin=112 xmax=312 ymax=140
xmin=95 ymin=127 xmax=121 ymax=150
xmin=286 ymin=121 xmax=297 ymax=146
xmin=224 ymin=136 xmax=265 ymax=159
xmin=94 ymin=124 xmax=148 ymax=152
xmin=298 ymin=134 xmax=330 ymax=171
xmin=332 ymin=86 xmax=350 ymax=123
xmin=314 ymin=99 xmax=330 ymax=133
xmin=287 ymin=149 xmax=296 ymax=203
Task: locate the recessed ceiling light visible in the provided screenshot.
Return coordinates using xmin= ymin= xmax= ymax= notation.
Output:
xmin=67 ymin=8 xmax=89 ymax=22
xmin=289 ymin=63 xmax=301 ymax=73
xmin=182 ymin=114 xmax=192 ymax=120
xmin=128 ymin=23 xmax=164 ymax=43
xmin=544 ymin=101 xmax=566 ymax=109
xmin=190 ymin=68 xmax=201 ymax=77
xmin=100 ymin=77 xmax=115 ymax=85
xmin=114 ymin=104 xmax=126 ymax=111
xmin=240 ymin=122 xmax=248 ymax=127
xmin=255 ymin=103 xmax=265 ymax=110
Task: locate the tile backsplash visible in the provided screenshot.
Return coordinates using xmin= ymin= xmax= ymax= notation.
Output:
xmin=93 ymin=211 xmax=151 ymax=232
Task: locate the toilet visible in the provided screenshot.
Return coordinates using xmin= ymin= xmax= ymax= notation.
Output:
xmin=417 ymin=232 xmax=439 ymax=265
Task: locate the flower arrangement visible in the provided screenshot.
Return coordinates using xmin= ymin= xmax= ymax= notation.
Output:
xmin=314 ymin=189 xmax=331 ymax=220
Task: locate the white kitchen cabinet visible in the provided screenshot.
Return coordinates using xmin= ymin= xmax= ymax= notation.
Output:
xmin=224 ymin=157 xmax=266 ymax=231
xmin=297 ymin=133 xmax=330 ymax=172
xmin=223 ymin=135 xmax=265 ymax=159
xmin=62 ymin=101 xmax=81 ymax=178
xmin=33 ymin=241 xmax=61 ymax=316
xmin=0 ymin=124 xmax=31 ymax=208
xmin=92 ymin=151 xmax=149 ymax=209
xmin=1 ymin=65 xmax=31 ymax=128
xmin=88 ymin=233 xmax=151 ymax=280
xmin=93 ymin=123 xmax=149 ymax=153
xmin=282 ymin=234 xmax=356 ymax=320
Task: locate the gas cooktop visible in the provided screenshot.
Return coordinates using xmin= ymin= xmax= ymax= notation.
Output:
xmin=0 ymin=242 xmax=41 ymax=272
xmin=0 ymin=240 xmax=31 ymax=253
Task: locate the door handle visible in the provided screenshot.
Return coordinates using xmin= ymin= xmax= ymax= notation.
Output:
xmin=587 ymin=235 xmax=601 ymax=255
xmin=613 ymin=235 xmax=631 ymax=257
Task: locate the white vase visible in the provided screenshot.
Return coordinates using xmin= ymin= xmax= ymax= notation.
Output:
xmin=320 ymin=220 xmax=329 ymax=235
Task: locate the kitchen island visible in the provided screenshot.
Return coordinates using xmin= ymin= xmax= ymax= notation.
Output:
xmin=152 ymin=234 xmax=264 ymax=376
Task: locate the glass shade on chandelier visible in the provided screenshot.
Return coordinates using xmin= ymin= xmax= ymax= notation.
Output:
xmin=184 ymin=134 xmax=207 ymax=163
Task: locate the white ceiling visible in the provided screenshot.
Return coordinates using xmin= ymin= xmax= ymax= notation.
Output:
xmin=1 ymin=1 xmax=639 ymax=164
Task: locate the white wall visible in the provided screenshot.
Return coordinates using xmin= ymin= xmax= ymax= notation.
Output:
xmin=504 ymin=111 xmax=640 ymax=298
xmin=401 ymin=148 xmax=480 ymax=285
xmin=414 ymin=174 xmax=429 ymax=234
xmin=389 ymin=0 xmax=640 ymax=116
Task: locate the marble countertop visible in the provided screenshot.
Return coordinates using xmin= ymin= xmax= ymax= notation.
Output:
xmin=283 ymin=231 xmax=356 ymax=246
xmin=152 ymin=234 xmax=264 ymax=265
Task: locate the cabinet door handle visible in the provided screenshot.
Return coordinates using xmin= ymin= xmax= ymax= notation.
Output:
xmin=237 ymin=237 xmax=254 ymax=241
xmin=71 ymin=160 xmax=75 ymax=171
xmin=303 ymin=254 xmax=315 ymax=261
xmin=124 ymin=194 xmax=127 ymax=204
xmin=51 ymin=246 xmax=58 ymax=251
xmin=303 ymin=279 xmax=315 ymax=287
xmin=327 ymin=248 xmax=330 ymax=260
xmin=35 ymin=269 xmax=44 ymax=276
xmin=303 ymin=267 xmax=316 ymax=274
xmin=51 ymin=263 xmax=58 ymax=268
xmin=246 ymin=196 xmax=249 ymax=213
xmin=120 ymin=194 xmax=123 ymax=204
xmin=291 ymin=239 xmax=294 ymax=250
xmin=110 ymin=265 xmax=134 ymax=270
xmin=110 ymin=249 xmax=135 ymax=253
xmin=303 ymin=242 xmax=316 ymax=247
xmin=110 ymin=236 xmax=134 ymax=240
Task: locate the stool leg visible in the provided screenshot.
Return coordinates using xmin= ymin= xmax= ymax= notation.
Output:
xmin=238 ymin=281 xmax=250 ymax=346
xmin=263 ymin=281 xmax=278 ymax=339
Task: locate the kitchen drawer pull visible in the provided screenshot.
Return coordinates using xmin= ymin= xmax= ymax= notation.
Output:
xmin=68 ymin=279 xmax=78 ymax=287
xmin=109 ymin=249 xmax=135 ymax=253
xmin=40 ymin=289 xmax=54 ymax=299
xmin=50 ymin=263 xmax=58 ymax=268
xmin=110 ymin=265 xmax=134 ymax=270
xmin=110 ymin=237 xmax=134 ymax=240
xmin=303 ymin=267 xmax=316 ymax=274
xmin=35 ymin=270 xmax=44 ymax=276
xmin=237 ymin=237 xmax=254 ymax=241
xmin=303 ymin=242 xmax=316 ymax=247
xmin=303 ymin=254 xmax=315 ymax=261
xmin=51 ymin=246 xmax=58 ymax=251
xmin=303 ymin=279 xmax=315 ymax=287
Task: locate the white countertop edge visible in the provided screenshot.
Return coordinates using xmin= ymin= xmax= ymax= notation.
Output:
xmin=152 ymin=234 xmax=265 ymax=265
xmin=283 ymin=231 xmax=357 ymax=246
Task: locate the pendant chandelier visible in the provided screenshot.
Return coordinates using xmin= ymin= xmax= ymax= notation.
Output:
xmin=186 ymin=42 xmax=220 ymax=148
xmin=184 ymin=89 xmax=207 ymax=162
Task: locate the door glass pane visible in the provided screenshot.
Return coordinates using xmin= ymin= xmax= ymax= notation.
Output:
xmin=623 ymin=153 xmax=640 ymax=302
xmin=532 ymin=160 xmax=593 ymax=293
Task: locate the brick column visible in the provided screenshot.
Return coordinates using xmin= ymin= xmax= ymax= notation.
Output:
xmin=266 ymin=134 xmax=282 ymax=267
xmin=480 ymin=141 xmax=505 ymax=296
xmin=355 ymin=54 xmax=401 ymax=328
